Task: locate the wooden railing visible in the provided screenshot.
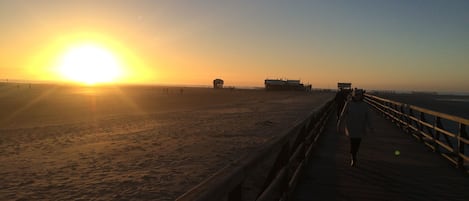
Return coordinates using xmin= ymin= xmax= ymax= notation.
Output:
xmin=365 ymin=94 xmax=469 ymax=172
xmin=176 ymin=98 xmax=335 ymax=201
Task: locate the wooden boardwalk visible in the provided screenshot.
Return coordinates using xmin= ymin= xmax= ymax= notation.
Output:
xmin=293 ymin=108 xmax=469 ymax=201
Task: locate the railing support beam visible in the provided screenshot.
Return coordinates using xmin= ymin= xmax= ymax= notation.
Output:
xmin=457 ymin=124 xmax=467 ymax=169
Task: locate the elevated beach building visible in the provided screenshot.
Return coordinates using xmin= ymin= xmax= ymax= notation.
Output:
xmin=265 ymin=79 xmax=311 ymax=91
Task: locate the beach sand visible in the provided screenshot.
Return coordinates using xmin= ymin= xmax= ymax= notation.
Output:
xmin=0 ymin=84 xmax=333 ymax=200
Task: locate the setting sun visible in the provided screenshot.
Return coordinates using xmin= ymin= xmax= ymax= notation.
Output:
xmin=57 ymin=43 xmax=123 ymax=85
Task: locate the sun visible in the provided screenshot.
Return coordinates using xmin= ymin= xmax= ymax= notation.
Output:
xmin=57 ymin=43 xmax=123 ymax=85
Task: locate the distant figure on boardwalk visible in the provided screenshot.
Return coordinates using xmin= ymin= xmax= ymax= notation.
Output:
xmin=337 ymin=89 xmax=373 ymax=167
xmin=334 ymin=89 xmax=348 ymax=121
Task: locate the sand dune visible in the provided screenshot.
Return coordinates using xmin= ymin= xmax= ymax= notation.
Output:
xmin=0 ymin=84 xmax=333 ymax=200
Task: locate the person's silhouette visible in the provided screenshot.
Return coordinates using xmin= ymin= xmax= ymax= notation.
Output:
xmin=337 ymin=89 xmax=373 ymax=166
xmin=335 ymin=89 xmax=347 ymax=121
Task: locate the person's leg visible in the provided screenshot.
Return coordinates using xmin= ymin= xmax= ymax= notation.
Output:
xmin=350 ymin=138 xmax=362 ymax=166
xmin=337 ymin=103 xmax=344 ymax=121
xmin=336 ymin=104 xmax=341 ymax=120
xmin=349 ymin=138 xmax=356 ymax=166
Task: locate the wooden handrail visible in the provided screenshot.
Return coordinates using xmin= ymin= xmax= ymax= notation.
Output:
xmin=176 ymin=97 xmax=335 ymax=201
xmin=366 ymin=94 xmax=469 ymax=125
xmin=408 ymin=105 xmax=469 ymax=125
xmin=365 ymin=94 xmax=469 ymax=171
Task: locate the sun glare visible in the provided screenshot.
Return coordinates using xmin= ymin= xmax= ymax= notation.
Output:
xmin=57 ymin=44 xmax=123 ymax=85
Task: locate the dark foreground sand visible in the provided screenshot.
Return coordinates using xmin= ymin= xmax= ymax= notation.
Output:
xmin=0 ymin=84 xmax=333 ymax=201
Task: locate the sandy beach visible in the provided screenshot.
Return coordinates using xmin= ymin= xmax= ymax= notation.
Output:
xmin=0 ymin=84 xmax=333 ymax=200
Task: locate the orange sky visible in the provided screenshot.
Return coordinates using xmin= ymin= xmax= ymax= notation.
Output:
xmin=1 ymin=1 xmax=468 ymax=92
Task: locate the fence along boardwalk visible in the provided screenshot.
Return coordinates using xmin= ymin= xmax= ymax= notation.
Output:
xmin=293 ymin=108 xmax=469 ymax=201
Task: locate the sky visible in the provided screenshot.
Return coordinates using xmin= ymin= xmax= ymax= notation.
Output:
xmin=1 ymin=0 xmax=468 ymax=92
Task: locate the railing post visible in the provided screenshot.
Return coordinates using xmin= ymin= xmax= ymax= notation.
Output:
xmin=399 ymin=104 xmax=404 ymax=126
xmin=418 ymin=112 xmax=425 ymax=142
xmin=386 ymin=102 xmax=391 ymax=119
xmin=404 ymin=104 xmax=410 ymax=131
xmin=379 ymin=99 xmax=385 ymax=116
xmin=433 ymin=117 xmax=441 ymax=153
xmin=457 ymin=123 xmax=467 ymax=168
xmin=394 ymin=104 xmax=399 ymax=119
xmin=408 ymin=107 xmax=414 ymax=132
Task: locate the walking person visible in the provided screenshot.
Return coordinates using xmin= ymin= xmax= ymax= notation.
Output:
xmin=337 ymin=89 xmax=373 ymax=167
xmin=334 ymin=89 xmax=347 ymax=122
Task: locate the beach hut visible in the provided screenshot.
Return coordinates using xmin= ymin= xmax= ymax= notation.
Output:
xmin=337 ymin=82 xmax=352 ymax=90
xmin=213 ymin=79 xmax=224 ymax=89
